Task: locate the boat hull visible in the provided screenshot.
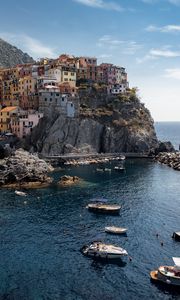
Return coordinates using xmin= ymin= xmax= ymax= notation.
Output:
xmin=150 ymin=268 xmax=180 ymax=286
xmin=105 ymin=227 xmax=127 ymax=234
xmin=88 ymin=207 xmax=120 ymax=215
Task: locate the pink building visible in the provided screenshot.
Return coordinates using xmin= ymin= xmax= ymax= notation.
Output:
xmin=77 ymin=57 xmax=97 ymax=83
xmin=11 ymin=111 xmax=43 ymax=138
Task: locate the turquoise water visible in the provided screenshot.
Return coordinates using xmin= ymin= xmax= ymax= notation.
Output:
xmin=0 ymin=159 xmax=180 ymax=299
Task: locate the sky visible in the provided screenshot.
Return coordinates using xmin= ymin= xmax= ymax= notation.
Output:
xmin=0 ymin=0 xmax=180 ymax=121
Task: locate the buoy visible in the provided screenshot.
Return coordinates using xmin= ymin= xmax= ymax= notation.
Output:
xmin=156 ymin=233 xmax=159 ymax=238
xmin=161 ymin=241 xmax=164 ymax=246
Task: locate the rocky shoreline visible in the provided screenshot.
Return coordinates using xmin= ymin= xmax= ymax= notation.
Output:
xmin=156 ymin=152 xmax=180 ymax=170
xmin=0 ymin=149 xmax=54 ymax=188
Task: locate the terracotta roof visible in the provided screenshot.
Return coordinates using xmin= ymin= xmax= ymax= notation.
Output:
xmin=0 ymin=106 xmax=17 ymax=113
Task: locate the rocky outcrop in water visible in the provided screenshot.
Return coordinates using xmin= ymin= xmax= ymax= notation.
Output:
xmin=0 ymin=38 xmax=34 ymax=68
xmin=156 ymin=152 xmax=180 ymax=170
xmin=26 ymin=91 xmax=161 ymax=155
xmin=58 ymin=175 xmax=81 ymax=186
xmin=0 ymin=149 xmax=54 ymax=188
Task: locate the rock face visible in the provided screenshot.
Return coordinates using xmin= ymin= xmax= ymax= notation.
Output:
xmin=0 ymin=38 xmax=34 ymax=68
xmin=0 ymin=149 xmax=54 ymax=188
xmin=58 ymin=175 xmax=81 ymax=186
xmin=26 ymin=92 xmax=160 ymax=155
xmin=156 ymin=152 xmax=180 ymax=170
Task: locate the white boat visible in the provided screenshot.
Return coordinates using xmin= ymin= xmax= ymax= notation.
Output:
xmin=114 ymin=166 xmax=125 ymax=171
xmin=81 ymin=241 xmax=128 ymax=259
xmin=105 ymin=226 xmax=127 ymax=234
xmin=87 ymin=203 xmax=121 ymax=215
xmin=150 ymin=257 xmax=180 ymax=286
xmin=15 ymin=190 xmax=27 ymax=197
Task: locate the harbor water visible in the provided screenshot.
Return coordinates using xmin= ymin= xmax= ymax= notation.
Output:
xmin=0 ymin=122 xmax=180 ymax=299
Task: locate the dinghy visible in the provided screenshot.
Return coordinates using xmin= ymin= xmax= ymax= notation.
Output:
xmin=87 ymin=203 xmax=121 ymax=215
xmin=15 ymin=190 xmax=27 ymax=197
xmin=105 ymin=226 xmax=127 ymax=234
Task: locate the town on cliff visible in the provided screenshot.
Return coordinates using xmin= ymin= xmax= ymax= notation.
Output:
xmin=0 ymin=54 xmax=128 ymax=139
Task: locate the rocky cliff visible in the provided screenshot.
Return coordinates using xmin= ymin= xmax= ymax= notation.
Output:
xmin=26 ymin=90 xmax=161 ymax=155
xmin=0 ymin=38 xmax=34 ymax=68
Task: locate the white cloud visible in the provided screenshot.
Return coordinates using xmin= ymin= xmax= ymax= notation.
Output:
xmin=73 ymin=0 xmax=123 ymax=11
xmin=98 ymin=54 xmax=112 ymax=58
xmin=141 ymin=0 xmax=180 ymax=5
xmin=0 ymin=32 xmax=57 ymax=59
xmin=146 ymin=24 xmax=180 ymax=32
xmin=97 ymin=35 xmax=142 ymax=54
xmin=150 ymin=48 xmax=180 ymax=57
xmin=164 ymin=68 xmax=180 ymax=79
xmin=137 ymin=47 xmax=180 ymax=63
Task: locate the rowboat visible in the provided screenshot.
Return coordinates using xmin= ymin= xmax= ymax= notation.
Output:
xmin=15 ymin=190 xmax=27 ymax=197
xmin=87 ymin=203 xmax=121 ymax=215
xmin=105 ymin=226 xmax=127 ymax=234
xmin=81 ymin=241 xmax=128 ymax=259
xmin=172 ymin=231 xmax=180 ymax=241
xmin=150 ymin=257 xmax=180 ymax=286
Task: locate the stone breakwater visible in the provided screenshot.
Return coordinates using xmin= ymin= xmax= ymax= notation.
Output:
xmin=156 ymin=152 xmax=180 ymax=170
xmin=0 ymin=149 xmax=54 ymax=188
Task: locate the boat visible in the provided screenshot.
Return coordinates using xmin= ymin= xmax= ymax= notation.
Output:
xmin=87 ymin=203 xmax=121 ymax=215
xmin=114 ymin=166 xmax=125 ymax=171
xmin=105 ymin=226 xmax=127 ymax=234
xmin=96 ymin=168 xmax=104 ymax=172
xmin=117 ymin=155 xmax=126 ymax=161
xmin=15 ymin=190 xmax=27 ymax=197
xmin=172 ymin=231 xmax=180 ymax=241
xmin=81 ymin=241 xmax=128 ymax=259
xmin=150 ymin=257 xmax=180 ymax=286
xmin=104 ymin=168 xmax=111 ymax=172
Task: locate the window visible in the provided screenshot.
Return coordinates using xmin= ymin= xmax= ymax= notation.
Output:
xmin=56 ymin=93 xmax=59 ymax=96
xmin=71 ymin=103 xmax=73 ymax=107
xmin=64 ymin=72 xmax=68 ymax=75
xmin=50 ymin=98 xmax=52 ymax=102
xmin=7 ymin=112 xmax=9 ymax=116
xmin=45 ymin=98 xmax=47 ymax=101
xmin=71 ymin=72 xmax=74 ymax=76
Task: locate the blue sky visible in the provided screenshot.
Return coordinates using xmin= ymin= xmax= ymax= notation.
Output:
xmin=1 ymin=0 xmax=180 ymax=121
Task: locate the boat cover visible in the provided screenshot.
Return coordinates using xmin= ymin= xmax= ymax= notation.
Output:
xmin=173 ymin=257 xmax=180 ymax=269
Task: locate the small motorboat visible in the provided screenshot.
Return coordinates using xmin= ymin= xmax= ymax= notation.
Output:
xmin=104 ymin=168 xmax=111 ymax=172
xmin=96 ymin=168 xmax=104 ymax=172
xmin=87 ymin=203 xmax=121 ymax=215
xmin=150 ymin=257 xmax=180 ymax=286
xmin=172 ymin=232 xmax=180 ymax=241
xmin=15 ymin=190 xmax=27 ymax=197
xmin=81 ymin=241 xmax=128 ymax=259
xmin=114 ymin=166 xmax=125 ymax=172
xmin=117 ymin=155 xmax=126 ymax=161
xmin=105 ymin=226 xmax=127 ymax=234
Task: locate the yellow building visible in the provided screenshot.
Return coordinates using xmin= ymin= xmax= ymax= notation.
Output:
xmin=18 ymin=76 xmax=37 ymax=96
xmin=0 ymin=106 xmax=18 ymax=132
xmin=61 ymin=67 xmax=76 ymax=87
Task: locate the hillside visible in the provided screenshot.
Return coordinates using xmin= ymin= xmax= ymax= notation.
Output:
xmin=0 ymin=38 xmax=34 ymax=68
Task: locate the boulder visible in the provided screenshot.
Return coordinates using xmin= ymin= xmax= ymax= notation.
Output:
xmin=58 ymin=175 xmax=81 ymax=186
xmin=0 ymin=148 xmax=54 ymax=188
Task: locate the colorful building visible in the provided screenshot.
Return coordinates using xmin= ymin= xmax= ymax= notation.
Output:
xmin=0 ymin=106 xmax=18 ymax=132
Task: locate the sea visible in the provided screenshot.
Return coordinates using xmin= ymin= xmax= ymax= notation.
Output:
xmin=0 ymin=122 xmax=180 ymax=300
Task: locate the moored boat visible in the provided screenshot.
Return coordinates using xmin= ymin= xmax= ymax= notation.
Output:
xmin=105 ymin=226 xmax=127 ymax=234
xmin=172 ymin=231 xmax=180 ymax=241
xmin=81 ymin=241 xmax=128 ymax=259
xmin=15 ymin=190 xmax=27 ymax=197
xmin=87 ymin=203 xmax=121 ymax=215
xmin=150 ymin=257 xmax=180 ymax=286
xmin=114 ymin=166 xmax=125 ymax=171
